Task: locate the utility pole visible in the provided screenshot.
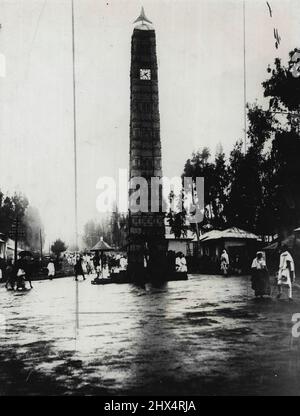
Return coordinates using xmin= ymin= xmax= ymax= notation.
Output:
xmin=71 ymin=0 xmax=79 ymax=335
xmin=14 ymin=217 xmax=19 ymax=264
xmin=71 ymin=0 xmax=78 ymax=253
xmin=40 ymin=228 xmax=43 ymax=266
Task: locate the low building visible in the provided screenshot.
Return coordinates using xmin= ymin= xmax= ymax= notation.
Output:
xmin=165 ymin=227 xmax=195 ymax=257
xmin=0 ymin=234 xmax=5 ymax=258
xmin=0 ymin=233 xmax=21 ymax=260
xmin=194 ymin=227 xmax=261 ymax=274
xmin=264 ymin=228 xmax=300 ymax=274
xmin=5 ymin=238 xmax=18 ymax=259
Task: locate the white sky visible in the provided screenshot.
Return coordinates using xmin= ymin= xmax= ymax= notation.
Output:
xmin=0 ymin=0 xmax=299 ymax=247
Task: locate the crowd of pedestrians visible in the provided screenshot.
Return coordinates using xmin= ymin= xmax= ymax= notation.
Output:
xmin=220 ymin=245 xmax=296 ymax=301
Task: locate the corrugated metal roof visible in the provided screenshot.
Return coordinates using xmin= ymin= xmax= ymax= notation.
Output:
xmin=196 ymin=227 xmax=259 ymax=242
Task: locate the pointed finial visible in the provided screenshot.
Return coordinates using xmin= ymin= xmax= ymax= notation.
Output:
xmin=133 ymin=6 xmax=152 ymax=25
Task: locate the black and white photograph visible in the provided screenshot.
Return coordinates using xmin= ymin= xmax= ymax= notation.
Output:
xmin=0 ymin=0 xmax=300 ymax=399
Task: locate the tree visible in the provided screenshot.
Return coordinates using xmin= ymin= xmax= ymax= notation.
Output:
xmin=167 ymin=188 xmax=187 ymax=239
xmin=0 ymin=190 xmax=46 ymax=252
xmin=110 ymin=207 xmax=128 ymax=248
xmin=83 ymin=210 xmax=128 ymax=250
xmin=182 ymin=147 xmax=229 ymax=230
xmin=225 ymin=105 xmax=275 ymax=234
xmin=263 ymin=130 xmax=300 ymax=238
xmin=51 ymin=239 xmax=67 ymax=259
xmin=261 ymin=50 xmax=300 ymax=238
xmin=263 ymin=49 xmax=300 ymax=113
xmin=82 ymin=217 xmax=111 ymax=249
xmin=23 ymin=206 xmax=45 ymax=251
xmin=225 ymin=50 xmax=300 ymax=238
xmin=0 ymin=191 xmax=29 ymax=238
xmin=172 ymin=49 xmax=300 ymax=240
xmin=209 ymin=146 xmax=229 ymax=228
xmin=82 ymin=220 xmax=98 ymax=249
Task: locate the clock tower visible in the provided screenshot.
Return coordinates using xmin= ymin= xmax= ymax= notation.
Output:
xmin=127 ymin=8 xmax=167 ymax=281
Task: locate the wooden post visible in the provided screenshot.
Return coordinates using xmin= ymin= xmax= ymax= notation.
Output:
xmin=14 ymin=217 xmax=18 ymax=264
xmin=40 ymin=228 xmax=43 ymax=268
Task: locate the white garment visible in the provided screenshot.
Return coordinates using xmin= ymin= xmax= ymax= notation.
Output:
xmin=120 ymin=257 xmax=127 ymax=270
xmin=278 ymin=251 xmax=295 ymax=287
xmin=251 ymin=258 xmax=266 ymax=270
xmin=176 ymin=257 xmax=187 ymax=272
xmin=221 ymin=252 xmax=229 ymax=265
xmin=175 ymin=257 xmax=181 ymax=271
xmin=144 ymin=256 xmax=148 ymax=268
xmin=180 ymin=257 xmax=187 ymax=272
xmin=220 ymin=252 xmax=229 ymax=274
xmin=47 ymin=262 xmax=55 ymax=276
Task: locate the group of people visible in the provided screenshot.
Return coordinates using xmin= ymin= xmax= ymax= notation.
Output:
xmin=4 ymin=257 xmax=33 ymax=291
xmin=2 ymin=252 xmax=128 ymax=288
xmin=1 ymin=246 xmax=296 ymax=301
xmin=64 ymin=252 xmax=128 ymax=280
xmin=220 ymin=245 xmax=296 ymax=300
xmin=220 ymin=249 xmax=243 ymax=276
xmin=251 ymin=245 xmax=295 ymax=301
xmin=175 ymin=252 xmax=188 ymax=273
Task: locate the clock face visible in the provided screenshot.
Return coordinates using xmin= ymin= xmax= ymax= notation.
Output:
xmin=140 ymin=69 xmax=151 ymax=80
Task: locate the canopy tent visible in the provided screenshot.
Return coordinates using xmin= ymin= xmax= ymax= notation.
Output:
xmin=90 ymin=238 xmax=114 ymax=278
xmin=91 ymin=239 xmax=114 ymax=252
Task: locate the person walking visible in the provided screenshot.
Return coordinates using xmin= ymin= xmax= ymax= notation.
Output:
xmin=220 ymin=249 xmax=230 ymax=276
xmin=47 ymin=258 xmax=55 ymax=280
xmin=84 ymin=254 xmax=93 ymax=275
xmin=93 ymin=253 xmax=100 ymax=275
xmin=24 ymin=257 xmax=33 ymax=289
xmin=251 ymin=252 xmax=270 ymax=298
xmin=277 ymin=245 xmax=295 ymax=301
xmin=5 ymin=259 xmax=15 ymax=290
xmin=15 ymin=258 xmax=27 ymax=291
xmin=74 ymin=255 xmax=86 ymax=281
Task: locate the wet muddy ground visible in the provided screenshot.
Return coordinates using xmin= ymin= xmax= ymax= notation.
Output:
xmin=1 ymin=274 xmax=300 ymax=396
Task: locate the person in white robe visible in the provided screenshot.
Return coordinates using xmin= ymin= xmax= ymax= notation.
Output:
xmin=47 ymin=259 xmax=55 ymax=280
xmin=175 ymin=253 xmax=187 ymax=273
xmin=251 ymin=251 xmax=270 ymax=297
xmin=277 ymin=245 xmax=295 ymax=301
xmin=179 ymin=253 xmax=187 ymax=273
xmin=119 ymin=256 xmax=127 ymax=271
xmin=220 ymin=249 xmax=230 ymax=276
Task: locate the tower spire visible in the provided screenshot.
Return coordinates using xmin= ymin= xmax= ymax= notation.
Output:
xmin=133 ymin=6 xmax=152 ymax=25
